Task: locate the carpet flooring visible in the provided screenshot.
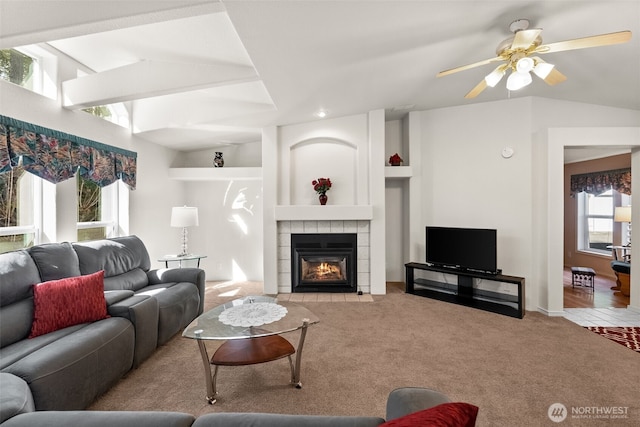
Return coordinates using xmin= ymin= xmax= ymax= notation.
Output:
xmin=585 ymin=326 xmax=640 ymax=354
xmin=89 ymin=281 xmax=640 ymax=426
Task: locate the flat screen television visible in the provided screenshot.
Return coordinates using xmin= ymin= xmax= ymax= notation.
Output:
xmin=425 ymin=226 xmax=498 ymax=275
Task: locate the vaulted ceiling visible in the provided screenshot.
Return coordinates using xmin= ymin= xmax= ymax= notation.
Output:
xmin=1 ymin=1 xmax=638 ymax=152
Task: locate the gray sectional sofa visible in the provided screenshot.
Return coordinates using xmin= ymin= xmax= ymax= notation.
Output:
xmin=0 ymin=236 xmax=474 ymax=426
xmin=0 ymin=373 xmax=456 ymax=426
xmin=0 ymin=236 xmax=205 ymax=411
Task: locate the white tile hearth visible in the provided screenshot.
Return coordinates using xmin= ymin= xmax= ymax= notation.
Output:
xmin=277 ymin=293 xmax=374 ymax=302
xmin=277 ymin=220 xmax=371 ymax=294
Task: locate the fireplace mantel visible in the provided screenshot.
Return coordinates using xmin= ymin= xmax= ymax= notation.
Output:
xmin=274 ymin=205 xmax=373 ymax=221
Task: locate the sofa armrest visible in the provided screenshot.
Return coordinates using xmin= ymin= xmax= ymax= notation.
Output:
xmin=147 ymin=268 xmax=206 ymax=314
xmin=104 ymin=290 xmax=135 ymax=306
xmin=108 ymin=295 xmax=159 ymax=367
xmin=385 ymin=387 xmax=451 ymax=421
xmin=0 ymin=373 xmax=35 ymax=424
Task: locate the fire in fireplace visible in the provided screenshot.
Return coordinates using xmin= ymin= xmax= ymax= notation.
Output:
xmin=302 ymin=259 xmax=346 ymax=282
xmin=291 ymin=233 xmax=357 ymax=293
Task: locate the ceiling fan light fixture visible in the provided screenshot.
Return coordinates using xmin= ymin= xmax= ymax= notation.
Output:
xmin=533 ymin=61 xmax=555 ymax=79
xmin=506 ymin=70 xmax=532 ymax=91
xmin=485 ymin=68 xmax=506 ymax=87
xmin=515 ymin=57 xmax=535 ymax=73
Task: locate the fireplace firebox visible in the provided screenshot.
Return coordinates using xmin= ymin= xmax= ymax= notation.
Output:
xmin=291 ymin=233 xmax=357 ymax=292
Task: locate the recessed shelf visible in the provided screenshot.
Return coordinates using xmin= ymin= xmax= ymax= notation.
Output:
xmin=169 ymin=167 xmax=262 ymax=181
xmin=384 ymin=165 xmax=413 ymax=178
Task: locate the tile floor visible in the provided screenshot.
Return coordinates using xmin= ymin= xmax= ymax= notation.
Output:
xmin=277 ymin=292 xmax=374 ymax=303
xmin=562 ymin=307 xmax=640 ymax=327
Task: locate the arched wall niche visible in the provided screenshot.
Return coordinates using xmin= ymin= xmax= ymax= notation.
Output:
xmin=288 ymin=137 xmax=358 ymax=205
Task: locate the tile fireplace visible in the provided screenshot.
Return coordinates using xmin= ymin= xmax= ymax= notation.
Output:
xmin=291 ymin=233 xmax=357 ymax=293
xmin=277 ymin=220 xmax=371 ymax=294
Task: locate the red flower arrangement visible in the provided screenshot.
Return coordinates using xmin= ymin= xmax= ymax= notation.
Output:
xmin=389 ymin=153 xmax=403 ymax=166
xmin=312 ymin=177 xmax=332 ymax=195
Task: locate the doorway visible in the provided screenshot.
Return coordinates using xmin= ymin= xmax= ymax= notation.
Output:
xmin=545 ymin=127 xmax=639 ymax=315
xmin=563 ymin=150 xmax=632 ymax=309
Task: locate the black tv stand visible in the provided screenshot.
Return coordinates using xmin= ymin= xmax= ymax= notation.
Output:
xmin=405 ymin=262 xmax=525 ymax=319
xmin=425 ymin=263 xmax=502 ymax=276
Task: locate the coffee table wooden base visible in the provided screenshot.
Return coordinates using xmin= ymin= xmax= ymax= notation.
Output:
xmin=212 ymin=335 xmax=295 ymax=366
xmin=196 ymin=320 xmax=310 ymax=404
xmin=211 ymin=335 xmax=296 ymax=401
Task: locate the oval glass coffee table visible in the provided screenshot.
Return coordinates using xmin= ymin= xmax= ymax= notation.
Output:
xmin=182 ymin=295 xmax=319 ymax=404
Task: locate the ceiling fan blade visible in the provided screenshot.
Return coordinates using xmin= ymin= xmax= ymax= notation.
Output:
xmin=542 ymin=67 xmax=567 ymax=85
xmin=535 ymin=30 xmax=631 ymax=54
xmin=436 ymin=56 xmax=502 ymax=78
xmin=511 ymin=28 xmax=542 ymax=50
xmin=464 ymin=79 xmax=488 ymax=99
xmin=530 ymin=57 xmax=567 ymax=85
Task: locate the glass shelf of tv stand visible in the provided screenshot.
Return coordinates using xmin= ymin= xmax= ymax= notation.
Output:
xmin=405 ymin=262 xmax=525 ymax=319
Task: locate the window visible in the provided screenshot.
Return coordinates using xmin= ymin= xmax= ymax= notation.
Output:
xmin=0 ymin=49 xmax=35 ymax=87
xmin=577 ymin=189 xmax=631 ymax=254
xmin=77 ymin=176 xmax=118 ymax=242
xmin=0 ymin=46 xmax=56 ymax=99
xmin=0 ymin=167 xmax=39 ymax=253
xmin=81 ymin=103 xmax=130 ymax=128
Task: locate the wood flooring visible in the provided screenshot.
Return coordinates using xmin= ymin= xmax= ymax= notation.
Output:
xmin=563 ymin=268 xmax=629 ymax=308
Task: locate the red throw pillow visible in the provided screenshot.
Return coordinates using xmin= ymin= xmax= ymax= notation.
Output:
xmin=29 ymin=270 xmax=109 ymax=338
xmin=382 ymin=402 xmax=479 ymax=427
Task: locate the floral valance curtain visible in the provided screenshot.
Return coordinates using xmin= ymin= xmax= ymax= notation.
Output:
xmin=570 ymin=168 xmax=631 ymax=197
xmin=0 ymin=115 xmax=136 ymax=189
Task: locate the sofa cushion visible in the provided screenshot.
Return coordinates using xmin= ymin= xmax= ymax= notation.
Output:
xmin=0 ymin=324 xmax=86 ymax=370
xmin=0 ymin=250 xmax=40 ymax=307
xmin=0 ymin=300 xmax=34 ymax=350
xmin=29 ymin=271 xmax=109 ymax=338
xmin=28 ymin=242 xmax=81 ymax=281
xmin=380 ymin=403 xmax=479 ymax=427
xmin=104 ymin=269 xmax=149 ymax=292
xmin=1 ymin=411 xmax=195 ymax=427
xmin=73 ymin=235 xmax=151 ymax=277
xmin=192 ymin=413 xmax=385 ymax=427
xmin=6 ymin=318 xmax=134 ymax=410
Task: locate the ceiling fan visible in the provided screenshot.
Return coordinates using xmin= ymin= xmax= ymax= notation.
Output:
xmin=437 ymin=19 xmax=632 ymax=99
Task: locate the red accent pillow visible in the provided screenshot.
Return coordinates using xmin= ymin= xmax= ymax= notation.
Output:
xmin=29 ymin=270 xmax=109 ymax=338
xmin=381 ymin=402 xmax=479 ymax=427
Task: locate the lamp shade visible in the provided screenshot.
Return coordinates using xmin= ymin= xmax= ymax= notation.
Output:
xmin=614 ymin=206 xmax=632 ymax=222
xmin=171 ymin=206 xmax=199 ymax=228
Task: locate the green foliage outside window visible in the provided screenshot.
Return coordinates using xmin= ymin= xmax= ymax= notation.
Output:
xmin=0 ymin=167 xmax=24 ymax=227
xmin=77 ymin=176 xmax=106 ymax=241
xmin=78 ymin=176 xmax=101 ymax=222
xmin=82 ymin=106 xmax=112 ymax=120
xmin=0 ymin=167 xmax=34 ymax=253
xmin=0 ymin=49 xmax=34 ymax=86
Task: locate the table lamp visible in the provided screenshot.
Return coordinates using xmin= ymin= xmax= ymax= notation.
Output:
xmin=171 ymin=206 xmax=199 ymax=256
xmin=614 ymin=205 xmax=632 ymax=246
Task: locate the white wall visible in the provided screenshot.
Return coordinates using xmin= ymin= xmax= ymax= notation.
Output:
xmin=184 ymin=179 xmax=264 ymax=280
xmin=415 ymin=96 xmax=640 ymax=312
xmin=418 ymin=97 xmax=534 ymax=283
